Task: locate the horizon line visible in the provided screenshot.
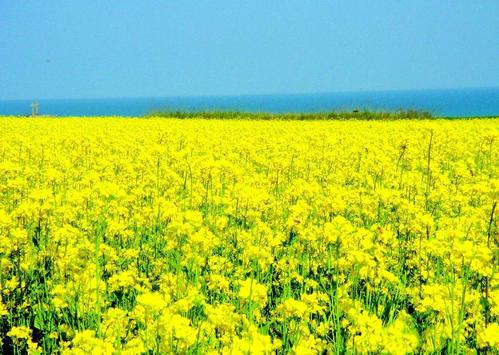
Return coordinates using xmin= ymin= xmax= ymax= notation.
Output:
xmin=1 ymin=85 xmax=498 ymax=102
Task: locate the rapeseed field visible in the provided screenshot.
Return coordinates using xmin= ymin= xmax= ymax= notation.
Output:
xmin=0 ymin=117 xmax=497 ymax=354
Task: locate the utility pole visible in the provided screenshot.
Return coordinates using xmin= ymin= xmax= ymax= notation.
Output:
xmin=31 ymin=101 xmax=39 ymax=117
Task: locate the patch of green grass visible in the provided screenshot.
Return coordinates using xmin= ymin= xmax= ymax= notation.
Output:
xmin=145 ymin=109 xmax=434 ymax=120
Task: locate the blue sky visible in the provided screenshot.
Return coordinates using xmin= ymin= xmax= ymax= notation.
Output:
xmin=1 ymin=1 xmax=498 ymax=100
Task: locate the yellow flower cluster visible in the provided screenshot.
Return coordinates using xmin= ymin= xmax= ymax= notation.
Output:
xmin=0 ymin=117 xmax=497 ymax=353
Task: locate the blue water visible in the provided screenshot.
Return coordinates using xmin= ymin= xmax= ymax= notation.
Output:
xmin=0 ymin=87 xmax=498 ymax=117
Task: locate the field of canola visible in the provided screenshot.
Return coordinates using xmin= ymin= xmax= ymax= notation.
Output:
xmin=0 ymin=117 xmax=498 ymax=354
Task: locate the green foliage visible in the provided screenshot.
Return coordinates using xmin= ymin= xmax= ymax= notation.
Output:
xmin=145 ymin=109 xmax=434 ymax=120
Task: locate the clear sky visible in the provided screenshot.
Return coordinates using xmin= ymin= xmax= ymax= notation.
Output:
xmin=1 ymin=1 xmax=498 ymax=100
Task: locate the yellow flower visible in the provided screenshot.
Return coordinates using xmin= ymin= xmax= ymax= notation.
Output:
xmin=107 ymin=269 xmax=136 ymax=292
xmin=207 ymin=274 xmax=230 ymax=293
xmin=7 ymin=326 xmax=31 ymax=340
xmin=64 ymin=330 xmax=114 ymax=355
xmin=478 ymin=323 xmax=499 ymax=349
xmin=0 ymin=302 xmax=8 ymax=316
xmin=136 ymin=292 xmax=168 ymax=313
xmin=224 ymin=325 xmax=274 ymax=354
xmin=158 ymin=313 xmax=197 ymax=352
xmin=238 ymin=278 xmax=268 ymax=308
xmin=276 ymin=298 xmax=308 ymax=319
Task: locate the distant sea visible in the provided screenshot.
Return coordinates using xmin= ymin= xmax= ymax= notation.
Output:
xmin=0 ymin=87 xmax=498 ymax=117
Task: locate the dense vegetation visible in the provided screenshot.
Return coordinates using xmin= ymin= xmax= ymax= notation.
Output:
xmin=145 ymin=109 xmax=434 ymax=120
xmin=0 ymin=117 xmax=497 ymax=354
